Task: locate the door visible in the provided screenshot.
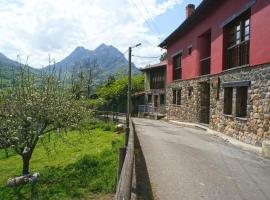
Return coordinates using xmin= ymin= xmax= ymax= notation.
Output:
xmin=154 ymin=95 xmax=158 ymax=112
xmin=200 ymin=82 xmax=210 ymax=124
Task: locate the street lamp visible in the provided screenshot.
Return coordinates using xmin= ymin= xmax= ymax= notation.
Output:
xmin=126 ymin=43 xmax=141 ymax=146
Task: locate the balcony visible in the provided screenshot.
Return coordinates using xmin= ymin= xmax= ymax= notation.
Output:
xmin=200 ymin=56 xmax=211 ymax=75
xmin=225 ymin=40 xmax=249 ymax=70
xmin=150 ymin=80 xmax=165 ymax=90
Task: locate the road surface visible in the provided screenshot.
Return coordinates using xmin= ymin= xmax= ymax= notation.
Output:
xmin=133 ymin=118 xmax=270 ymax=200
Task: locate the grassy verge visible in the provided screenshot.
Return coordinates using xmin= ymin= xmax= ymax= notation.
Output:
xmin=0 ymin=119 xmax=124 ymax=199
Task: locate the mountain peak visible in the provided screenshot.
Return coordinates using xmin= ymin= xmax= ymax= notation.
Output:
xmin=95 ymin=43 xmax=112 ymax=51
xmin=73 ymin=46 xmax=86 ymax=53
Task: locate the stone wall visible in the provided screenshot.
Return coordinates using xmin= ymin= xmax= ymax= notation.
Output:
xmin=166 ymin=76 xmax=210 ymax=123
xmin=166 ymin=64 xmax=270 ymax=146
xmin=210 ymin=65 xmax=270 ymax=146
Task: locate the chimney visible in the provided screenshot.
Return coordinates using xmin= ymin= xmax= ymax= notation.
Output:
xmin=186 ymin=4 xmax=195 ymax=18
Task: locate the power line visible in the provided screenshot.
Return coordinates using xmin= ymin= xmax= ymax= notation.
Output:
xmin=139 ymin=0 xmax=161 ymax=35
xmin=130 ymin=0 xmax=160 ymax=36
xmin=132 ymin=55 xmax=160 ymax=59
xmin=105 ymin=49 xmax=129 ymax=69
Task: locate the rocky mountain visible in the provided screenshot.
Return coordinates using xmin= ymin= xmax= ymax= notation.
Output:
xmin=0 ymin=44 xmax=140 ymax=86
xmin=47 ymin=44 xmax=139 ymax=76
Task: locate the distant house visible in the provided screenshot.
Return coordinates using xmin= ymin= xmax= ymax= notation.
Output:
xmin=159 ymin=0 xmax=270 ymax=146
xmin=138 ymin=61 xmax=167 ymax=117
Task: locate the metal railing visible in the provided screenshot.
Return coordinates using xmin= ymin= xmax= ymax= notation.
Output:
xmin=200 ymin=56 xmax=211 ymax=75
xmin=115 ymin=116 xmax=135 ymax=200
xmin=225 ymin=40 xmax=249 ymax=69
xmin=138 ymin=105 xmax=154 ymax=113
xmin=138 ymin=105 xmax=166 ymax=115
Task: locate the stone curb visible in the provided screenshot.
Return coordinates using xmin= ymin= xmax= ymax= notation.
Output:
xmin=168 ymin=120 xmax=262 ymax=156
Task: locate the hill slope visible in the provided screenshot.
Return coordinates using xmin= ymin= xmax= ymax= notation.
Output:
xmin=0 ymin=53 xmax=38 ymax=87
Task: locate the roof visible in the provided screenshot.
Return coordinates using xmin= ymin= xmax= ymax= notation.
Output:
xmin=159 ymin=0 xmax=221 ymax=48
xmin=140 ymin=61 xmax=167 ymax=72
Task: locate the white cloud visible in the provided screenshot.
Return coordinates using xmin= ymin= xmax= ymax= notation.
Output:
xmin=0 ymin=0 xmax=180 ymax=68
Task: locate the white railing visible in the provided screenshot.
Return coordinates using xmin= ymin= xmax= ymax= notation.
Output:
xmin=138 ymin=105 xmax=166 ymax=115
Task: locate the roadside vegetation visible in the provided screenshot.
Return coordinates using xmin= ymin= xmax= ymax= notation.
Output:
xmin=0 ymin=60 xmax=141 ymax=199
xmin=87 ymin=74 xmax=144 ymax=112
xmin=0 ymin=119 xmax=124 ymax=199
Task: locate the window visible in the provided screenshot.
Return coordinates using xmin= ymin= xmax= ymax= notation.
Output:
xmin=160 ymin=94 xmax=165 ymax=105
xmin=236 ymin=86 xmax=248 ymax=117
xmin=177 ymin=90 xmax=181 ymax=105
xmin=226 ymin=16 xmax=250 ymax=47
xmin=244 ymin=19 xmax=250 ymax=41
xmin=188 ymin=87 xmax=193 ymax=97
xmin=224 ymin=87 xmax=233 ymax=115
xmin=172 ymin=89 xmax=181 ymax=105
xmin=148 ymin=94 xmax=152 ymax=104
xmin=173 ymin=90 xmax=177 ymax=105
xmin=173 ymin=53 xmax=182 ymax=80
xmin=224 ymin=11 xmax=250 ymax=69
xmin=188 ymin=46 xmax=192 ymax=55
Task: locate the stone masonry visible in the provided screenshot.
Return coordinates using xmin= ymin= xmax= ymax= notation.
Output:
xmin=166 ymin=64 xmax=270 ymax=146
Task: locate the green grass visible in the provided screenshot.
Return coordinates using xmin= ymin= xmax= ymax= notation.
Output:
xmin=0 ymin=120 xmax=124 ymax=199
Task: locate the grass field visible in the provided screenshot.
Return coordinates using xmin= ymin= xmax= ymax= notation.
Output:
xmin=0 ymin=119 xmax=124 ymax=199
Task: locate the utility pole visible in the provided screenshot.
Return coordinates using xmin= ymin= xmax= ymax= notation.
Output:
xmin=126 ymin=48 xmax=132 ymax=126
xmin=126 ymin=43 xmax=141 ymax=147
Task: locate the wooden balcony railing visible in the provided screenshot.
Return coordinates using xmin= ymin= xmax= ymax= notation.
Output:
xmin=200 ymin=56 xmax=211 ymax=76
xmin=225 ymin=40 xmax=249 ymax=70
xmin=150 ymin=80 xmax=165 ymax=89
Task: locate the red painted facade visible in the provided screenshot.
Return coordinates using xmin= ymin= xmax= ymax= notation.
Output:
xmin=165 ymin=0 xmax=270 ymax=83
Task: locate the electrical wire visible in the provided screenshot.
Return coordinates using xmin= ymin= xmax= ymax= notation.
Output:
xmin=139 ymin=0 xmax=161 ymax=35
xmin=132 ymin=55 xmax=160 ymax=59
xmin=130 ymin=0 xmax=161 ymax=36
xmin=105 ymin=49 xmax=129 ymax=69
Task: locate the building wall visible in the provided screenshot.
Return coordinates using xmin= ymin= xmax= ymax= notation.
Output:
xmin=167 ymin=0 xmax=270 ymax=83
xmin=210 ymin=64 xmax=270 ymax=146
xmin=166 ymin=64 xmax=270 ymax=146
xmin=250 ymin=0 xmax=270 ymax=66
xmin=143 ymin=68 xmax=167 ymax=114
xmin=166 ymin=76 xmax=209 ymax=123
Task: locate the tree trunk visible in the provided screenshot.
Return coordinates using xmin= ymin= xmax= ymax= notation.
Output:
xmin=22 ymin=155 xmax=31 ymax=175
xmin=4 ymin=148 xmax=8 ymax=158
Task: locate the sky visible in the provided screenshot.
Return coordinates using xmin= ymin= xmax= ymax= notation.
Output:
xmin=0 ymin=0 xmax=201 ymax=69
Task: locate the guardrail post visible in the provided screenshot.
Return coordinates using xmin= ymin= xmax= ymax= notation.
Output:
xmin=125 ymin=127 xmax=130 ymax=147
xmin=118 ymin=147 xmax=127 ymax=181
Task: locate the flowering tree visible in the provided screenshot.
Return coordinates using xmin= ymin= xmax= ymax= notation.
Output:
xmin=0 ymin=69 xmax=86 ymax=175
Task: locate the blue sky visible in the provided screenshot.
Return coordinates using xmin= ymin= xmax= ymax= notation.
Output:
xmin=0 ymin=0 xmax=202 ymax=68
xmin=155 ymin=0 xmax=201 ymax=38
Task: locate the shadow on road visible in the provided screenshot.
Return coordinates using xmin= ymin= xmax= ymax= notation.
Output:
xmin=134 ymin=129 xmax=154 ymax=200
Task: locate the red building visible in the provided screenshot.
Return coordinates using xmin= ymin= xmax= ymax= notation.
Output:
xmin=159 ymin=0 xmax=270 ymax=146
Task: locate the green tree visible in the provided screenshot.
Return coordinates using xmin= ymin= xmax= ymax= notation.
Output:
xmin=160 ymin=51 xmax=167 ymax=62
xmin=95 ymin=75 xmax=144 ymax=112
xmin=0 ymin=67 xmax=86 ymax=175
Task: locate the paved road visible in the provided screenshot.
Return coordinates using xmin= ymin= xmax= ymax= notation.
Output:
xmin=133 ymin=118 xmax=270 ymax=200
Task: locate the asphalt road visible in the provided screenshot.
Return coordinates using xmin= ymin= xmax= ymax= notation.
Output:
xmin=133 ymin=118 xmax=270 ymax=200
